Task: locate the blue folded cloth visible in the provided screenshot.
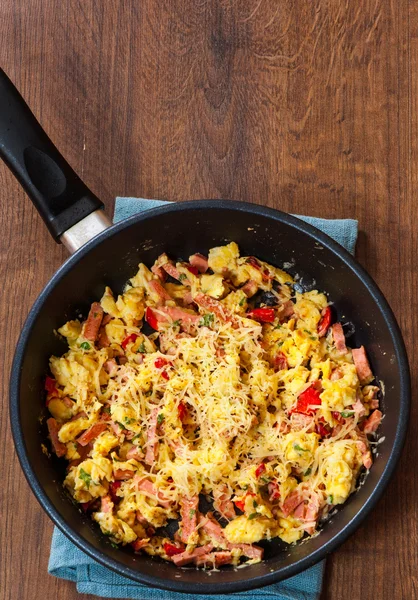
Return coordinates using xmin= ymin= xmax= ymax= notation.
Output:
xmin=48 ymin=197 xmax=358 ymax=599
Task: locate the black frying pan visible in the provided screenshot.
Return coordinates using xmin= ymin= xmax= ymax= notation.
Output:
xmin=1 ymin=68 xmax=410 ymax=594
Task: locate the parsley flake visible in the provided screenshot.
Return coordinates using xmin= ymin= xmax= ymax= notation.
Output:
xmin=178 ymin=273 xmax=188 ymax=282
xmin=248 ymin=513 xmax=258 ymax=520
xmin=239 ymin=296 xmax=246 ymax=306
xmin=327 ymin=495 xmax=334 ymax=505
xmin=189 ymin=509 xmax=196 ymax=518
xmin=199 ymin=313 xmax=214 ymax=328
xmin=137 ymin=341 xmax=146 ymax=353
xmin=293 ymin=444 xmax=309 ymax=453
xmin=79 ymin=468 xmax=92 ymax=489
xmin=157 ymin=413 xmax=165 ymax=425
xmin=341 ymin=411 xmax=354 ymax=418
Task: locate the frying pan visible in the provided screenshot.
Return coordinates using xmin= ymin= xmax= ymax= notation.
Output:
xmin=1 ymin=68 xmax=410 ymax=594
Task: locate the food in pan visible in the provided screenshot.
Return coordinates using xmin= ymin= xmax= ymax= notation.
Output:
xmin=45 ymin=242 xmax=382 ymax=568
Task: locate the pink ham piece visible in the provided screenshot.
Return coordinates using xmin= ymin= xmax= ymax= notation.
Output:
xmin=171 ymin=543 xmax=214 ymax=567
xmin=198 ymin=513 xmax=226 ymax=545
xmin=162 ymin=261 xmax=182 ymax=281
xmin=241 ymin=280 xmax=259 ymax=298
xmin=103 ymin=359 xmax=118 ymax=376
xmin=179 ymin=495 xmax=199 ymax=543
xmin=126 ymin=445 xmax=143 ymax=461
xmin=352 ymin=398 xmax=366 ymax=418
xmin=101 ymin=495 xmax=113 ymax=513
xmin=352 ymin=346 xmax=374 ymax=384
xmin=195 ymin=551 xmax=233 ymax=568
xmin=278 ymin=300 xmax=294 ymax=319
xmin=97 ymin=314 xmax=112 ymax=349
xmin=194 ymin=293 xmax=238 ymax=326
xmin=147 ymin=306 xmax=200 ymax=333
xmin=353 ymin=431 xmax=373 ymax=469
xmin=281 ymin=490 xmax=304 ymax=517
xmin=151 ymin=253 xmax=171 ymax=281
xmin=363 ymin=409 xmax=383 ymax=434
xmin=77 ymin=422 xmax=108 ymax=447
xmin=230 ymin=543 xmax=264 ymax=560
xmin=83 ymin=302 xmax=104 ymax=342
xmin=145 ymin=407 xmax=159 ymax=466
xmin=47 ymin=418 xmax=67 ymax=457
xmin=189 ymin=253 xmax=209 ymax=273
xmin=131 ymin=538 xmax=151 ymax=553
xmin=213 ymin=486 xmax=236 ymax=520
xmin=135 ymin=477 xmax=171 ymax=509
xmin=331 ymin=323 xmax=347 ymax=354
xmin=114 ymin=469 xmax=135 ymax=481
xmin=68 ymin=441 xmax=92 ymax=468
xmin=148 ymin=279 xmax=172 ymax=302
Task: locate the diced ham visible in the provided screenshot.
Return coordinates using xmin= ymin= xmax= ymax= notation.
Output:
xmin=278 ymin=300 xmax=294 ymax=319
xmin=77 ymin=422 xmax=108 ymax=447
xmin=83 ymin=302 xmax=104 ymax=342
xmin=293 ymin=503 xmax=306 ymax=519
xmin=145 ymin=407 xmax=159 ymax=466
xmin=352 ymin=346 xmax=374 ymax=384
xmin=194 ymin=293 xmax=238 ymax=326
xmin=195 ymin=551 xmax=233 ymax=567
xmin=101 ymin=495 xmax=113 ymax=513
xmin=126 ymin=445 xmax=143 ymax=460
xmin=189 ymin=253 xmax=209 ymax=273
xmin=330 ymin=367 xmax=343 ymax=381
xmin=179 ymin=495 xmax=199 ymax=543
xmin=97 ymin=314 xmax=112 ymax=349
xmin=331 ymin=323 xmax=347 ymax=354
xmin=273 ymin=351 xmax=288 ymax=371
xmin=213 ymin=486 xmax=236 ymax=520
xmin=68 ymin=441 xmax=92 ymax=469
xmin=198 ymin=513 xmax=227 ymax=545
xmin=162 ymin=262 xmax=182 ymax=281
xmin=103 ymin=359 xmax=118 ymax=376
xmin=135 ymin=477 xmax=171 ymax=509
xmin=114 ymin=469 xmax=135 ymax=481
xmin=363 ymin=410 xmax=383 ymax=434
xmin=352 ymin=430 xmax=373 ymax=469
xmin=46 ymin=418 xmax=67 ymax=457
xmin=148 ymin=279 xmax=172 ymax=302
xmin=352 ymin=397 xmax=366 ymax=418
xmin=363 ymin=385 xmax=380 ymax=406
xmin=241 ymin=280 xmax=259 ymax=298
xmin=281 ymin=490 xmax=304 ymax=517
xmin=136 ymin=511 xmax=149 ymax=525
xmin=370 ymin=398 xmax=380 ymax=409
xmin=131 ymin=538 xmax=150 ymax=552
xmin=303 ymin=492 xmax=321 ymax=534
xmin=229 ymin=543 xmax=263 ymax=560
xmin=151 ymin=253 xmax=171 ymax=281
xmin=171 ymin=544 xmax=214 ymax=567
xmin=146 ymin=306 xmax=200 ymax=333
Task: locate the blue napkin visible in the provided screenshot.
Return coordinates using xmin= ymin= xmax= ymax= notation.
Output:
xmin=49 ymin=197 xmax=358 ymax=599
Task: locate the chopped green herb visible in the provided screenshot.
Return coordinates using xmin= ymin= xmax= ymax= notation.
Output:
xmin=116 ymin=421 xmax=127 ymax=430
xmin=199 ymin=313 xmax=214 ymax=328
xmin=303 ymin=329 xmax=311 ymax=334
xmin=239 ymin=296 xmax=246 ymax=306
xmin=137 ymin=341 xmax=146 ymax=353
xmin=80 ymin=342 xmax=91 ymax=350
xmin=293 ymin=444 xmax=309 ymax=453
xmin=124 ymin=417 xmax=135 ymax=425
xmin=341 ymin=411 xmax=354 ymax=418
xmin=242 ymin=484 xmax=249 ymax=490
xmin=304 ymin=468 xmax=312 ymax=477
xmin=277 ymin=341 xmax=284 ymax=347
xmin=178 ymin=273 xmax=188 ymax=282
xmin=157 ymin=413 xmax=165 ymax=425
xmin=248 ymin=513 xmax=258 ymax=520
xmin=189 ymin=509 xmax=196 ymax=518
xmin=309 ymin=336 xmax=317 ymax=341
xmin=253 ymin=500 xmax=258 ymax=508
xmin=144 ymin=390 xmax=153 ymax=397
xmin=103 ymin=530 xmax=112 ymax=536
xmin=172 ymin=319 xmax=181 ymax=328
xmin=79 ymin=468 xmax=91 ymax=489
xmin=110 ymin=542 xmax=119 ymax=549
xmin=260 ymin=476 xmax=271 ymax=485
xmin=103 ymin=406 xmax=111 ymax=415
xmin=275 ymin=324 xmax=282 ymax=329
xmin=327 ymin=495 xmax=334 ymax=505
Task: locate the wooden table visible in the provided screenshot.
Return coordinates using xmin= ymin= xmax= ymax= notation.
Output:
xmin=0 ymin=1 xmax=416 ymax=599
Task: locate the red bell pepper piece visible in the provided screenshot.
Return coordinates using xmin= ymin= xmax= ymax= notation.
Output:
xmin=178 ymin=402 xmax=187 ymax=421
xmin=45 ymin=376 xmax=57 ymax=394
xmin=161 ymin=370 xmax=169 ymax=381
xmin=163 ymin=542 xmax=185 ymax=556
xmin=246 ymin=308 xmax=276 ymax=323
xmin=255 ymin=463 xmax=266 ymax=478
xmin=234 ymin=491 xmax=255 ymax=512
xmin=332 ymin=411 xmax=344 ymax=423
xmin=121 ymin=333 xmax=139 ymax=349
xmin=145 ymin=306 xmax=160 ymax=330
xmin=185 ymin=264 xmax=199 ymax=276
xmin=109 ymin=480 xmax=122 ymax=503
xmin=292 ymin=385 xmax=322 ymax=415
xmin=154 ymin=357 xmax=169 ymax=369
xmin=317 ymin=306 xmax=332 ymax=337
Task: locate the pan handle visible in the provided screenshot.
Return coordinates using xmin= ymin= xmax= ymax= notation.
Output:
xmin=0 ymin=68 xmax=111 ymax=250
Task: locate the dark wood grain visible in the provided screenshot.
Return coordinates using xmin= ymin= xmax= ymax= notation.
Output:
xmin=0 ymin=1 xmax=416 ymax=599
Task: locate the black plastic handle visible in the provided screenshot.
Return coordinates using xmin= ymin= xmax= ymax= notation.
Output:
xmin=0 ymin=69 xmax=103 ymax=241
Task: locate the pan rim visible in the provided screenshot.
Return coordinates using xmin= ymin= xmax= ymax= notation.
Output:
xmin=9 ymin=199 xmax=411 ymax=593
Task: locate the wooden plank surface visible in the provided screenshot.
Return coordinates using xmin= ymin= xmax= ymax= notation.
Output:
xmin=0 ymin=1 xmax=416 ymax=598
